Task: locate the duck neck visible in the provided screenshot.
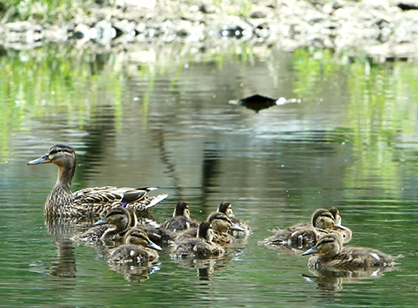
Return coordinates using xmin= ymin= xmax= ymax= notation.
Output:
xmin=45 ymin=163 xmax=75 ymax=213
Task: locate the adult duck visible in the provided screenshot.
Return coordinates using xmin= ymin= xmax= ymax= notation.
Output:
xmin=302 ymin=233 xmax=401 ymax=269
xmin=28 ymin=144 xmax=168 ymax=217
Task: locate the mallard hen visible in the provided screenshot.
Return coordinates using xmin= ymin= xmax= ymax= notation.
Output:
xmin=28 ymin=144 xmax=168 ymax=217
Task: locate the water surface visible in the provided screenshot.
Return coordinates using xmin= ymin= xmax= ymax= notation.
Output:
xmin=0 ymin=45 xmax=417 ymax=307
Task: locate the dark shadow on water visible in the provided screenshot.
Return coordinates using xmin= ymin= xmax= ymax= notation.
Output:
xmin=76 ymin=107 xmax=116 ymax=180
xmin=233 ymin=94 xmax=280 ymax=113
xmin=202 ymin=142 xmax=221 ymax=198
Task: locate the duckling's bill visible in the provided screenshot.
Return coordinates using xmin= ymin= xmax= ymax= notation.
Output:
xmin=302 ymin=245 xmax=318 ymax=256
xmin=93 ymin=218 xmax=108 ymax=226
xmin=147 ymin=240 xmax=162 ymax=251
xmin=230 ymin=223 xmax=245 ymax=232
xmin=333 ymin=223 xmax=346 ymax=230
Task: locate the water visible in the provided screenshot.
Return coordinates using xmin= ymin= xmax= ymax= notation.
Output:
xmin=1 ymin=45 xmax=418 ymax=307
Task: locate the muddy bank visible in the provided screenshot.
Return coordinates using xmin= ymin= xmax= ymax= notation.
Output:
xmin=1 ymin=0 xmax=418 ymax=60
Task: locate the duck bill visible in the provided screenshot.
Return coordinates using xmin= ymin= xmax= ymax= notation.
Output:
xmin=230 ymin=223 xmax=245 ymax=232
xmin=333 ymin=223 xmax=346 ymax=230
xmin=27 ymin=154 xmax=51 ymax=165
xmin=93 ymin=218 xmax=108 ymax=226
xmin=302 ymin=245 xmax=318 ymax=256
xmin=147 ymin=240 xmax=162 ymax=251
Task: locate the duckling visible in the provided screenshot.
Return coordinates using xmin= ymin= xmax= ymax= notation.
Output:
xmin=72 ymin=206 xmax=136 ymax=242
xmin=173 ymin=212 xmax=243 ymax=246
xmin=217 ymin=201 xmax=251 ymax=235
xmin=27 ymin=144 xmax=168 ymax=217
xmin=160 ymin=201 xmax=199 ymax=232
xmin=327 ymin=207 xmax=352 ymax=243
xmin=139 ymin=224 xmax=175 ymax=245
xmin=302 ymin=233 xmax=401 ymax=270
xmin=173 ymin=227 xmax=198 ymax=246
xmin=263 ymin=208 xmax=349 ymax=249
xmin=171 ymin=222 xmax=224 ymax=258
xmin=207 ymin=212 xmax=245 ymax=245
xmin=106 ymin=227 xmax=162 ymax=264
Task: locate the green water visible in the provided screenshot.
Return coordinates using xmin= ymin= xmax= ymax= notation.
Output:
xmin=0 ymin=44 xmax=417 ymax=307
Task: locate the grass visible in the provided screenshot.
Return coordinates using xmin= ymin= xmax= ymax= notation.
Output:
xmin=0 ymin=0 xmax=94 ymax=23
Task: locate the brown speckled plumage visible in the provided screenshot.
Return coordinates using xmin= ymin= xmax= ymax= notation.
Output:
xmin=106 ymin=228 xmax=162 ymax=264
xmin=72 ymin=207 xmax=137 ymax=242
xmin=171 ymin=222 xmax=224 ymax=258
xmin=302 ymin=233 xmax=401 ymax=270
xmin=263 ymin=208 xmax=350 ymax=249
xmin=160 ymin=201 xmax=199 ymax=232
xmin=28 ymin=144 xmax=168 ymax=217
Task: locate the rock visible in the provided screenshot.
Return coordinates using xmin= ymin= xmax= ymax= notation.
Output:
xmin=389 ymin=0 xmax=418 ymax=10
xmin=249 ymin=9 xmax=268 ymax=19
xmin=0 ymin=21 xmax=42 ymax=44
xmin=92 ymin=20 xmax=117 ymax=45
xmin=200 ymin=2 xmax=216 ymax=14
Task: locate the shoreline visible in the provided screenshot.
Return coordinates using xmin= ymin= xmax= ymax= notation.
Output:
xmin=1 ymin=0 xmax=418 ymax=60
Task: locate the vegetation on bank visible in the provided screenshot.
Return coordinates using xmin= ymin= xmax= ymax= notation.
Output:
xmin=0 ymin=0 xmax=94 ymax=23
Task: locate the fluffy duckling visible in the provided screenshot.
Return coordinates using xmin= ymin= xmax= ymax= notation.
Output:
xmin=263 ymin=208 xmax=349 ymax=249
xmin=139 ymin=224 xmax=175 ymax=245
xmin=208 ymin=212 xmax=245 ymax=234
xmin=173 ymin=212 xmax=245 ymax=246
xmin=72 ymin=206 xmax=136 ymax=242
xmin=160 ymin=201 xmax=199 ymax=232
xmin=217 ymin=201 xmax=251 ymax=235
xmin=327 ymin=207 xmax=352 ymax=243
xmin=207 ymin=212 xmax=245 ymax=245
xmin=106 ymin=227 xmax=162 ymax=264
xmin=302 ymin=233 xmax=401 ymax=270
xmin=173 ymin=228 xmax=198 ymax=246
xmin=171 ymin=222 xmax=224 ymax=258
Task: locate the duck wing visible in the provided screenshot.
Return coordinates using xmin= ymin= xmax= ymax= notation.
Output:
xmin=71 ymin=187 xmax=167 ymax=215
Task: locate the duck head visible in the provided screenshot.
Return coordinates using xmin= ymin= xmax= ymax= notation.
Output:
xmin=173 ymin=201 xmax=191 ymax=218
xmin=28 ymin=144 xmax=77 ymax=185
xmin=208 ymin=212 xmax=244 ymax=233
xmin=217 ymin=201 xmax=234 ymax=218
xmin=197 ymin=221 xmax=215 ymax=242
xmin=302 ymin=234 xmax=342 ymax=258
xmin=93 ymin=207 xmax=133 ymax=228
xmin=124 ymin=228 xmax=162 ymax=251
xmin=311 ymin=208 xmax=346 ymax=231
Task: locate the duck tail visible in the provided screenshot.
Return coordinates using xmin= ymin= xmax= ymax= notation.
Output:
xmin=145 ymin=194 xmax=169 ymax=210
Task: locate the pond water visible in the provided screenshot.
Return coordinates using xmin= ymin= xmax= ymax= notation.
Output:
xmin=1 ymin=44 xmax=418 ymax=307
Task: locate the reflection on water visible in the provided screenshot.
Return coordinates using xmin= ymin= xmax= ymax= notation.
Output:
xmin=1 ymin=44 xmax=418 ymax=306
xmin=107 ymin=262 xmax=161 ymax=283
xmin=303 ymin=266 xmax=399 ymax=293
xmin=42 ymin=216 xmax=94 ymax=278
